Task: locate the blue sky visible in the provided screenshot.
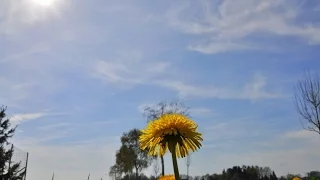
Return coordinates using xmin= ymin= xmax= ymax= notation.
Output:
xmin=1 ymin=0 xmax=320 ymax=179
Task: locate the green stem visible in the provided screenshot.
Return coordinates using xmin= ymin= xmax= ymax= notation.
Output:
xmin=161 ymin=155 xmax=165 ymax=176
xmin=169 ymin=143 xmax=180 ymax=180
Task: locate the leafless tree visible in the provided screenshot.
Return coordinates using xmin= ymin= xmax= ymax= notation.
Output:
xmin=143 ymin=99 xmax=190 ymax=121
xmin=258 ymin=167 xmax=272 ymax=179
xmin=109 ymin=165 xmax=122 ymax=180
xmin=143 ymin=99 xmax=190 ymax=176
xmin=294 ymin=71 xmax=320 ymax=135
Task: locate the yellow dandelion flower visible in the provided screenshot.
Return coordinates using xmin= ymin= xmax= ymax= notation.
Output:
xmin=293 ymin=177 xmax=301 ymax=180
xmin=140 ymin=113 xmax=203 ymax=180
xmin=139 ymin=113 xmax=203 ymax=158
xmin=158 ymin=175 xmax=175 ymax=180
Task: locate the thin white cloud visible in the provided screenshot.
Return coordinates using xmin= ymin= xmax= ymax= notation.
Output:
xmin=254 ymin=129 xmax=320 ymax=150
xmin=14 ymin=130 xmax=69 ymax=146
xmin=37 ymin=122 xmax=70 ymax=131
xmin=0 ymin=45 xmax=50 ymax=64
xmin=188 ymin=42 xmax=256 ymax=54
xmin=203 ymin=116 xmax=263 ymax=142
xmin=206 ymin=122 xmax=229 ymax=131
xmin=155 ymin=73 xmax=284 ymax=100
xmin=283 ymin=129 xmax=320 ymax=141
xmin=10 ymin=113 xmax=46 ymax=124
xmin=92 ymin=120 xmax=118 ymax=126
xmin=10 ymin=111 xmax=68 ymax=125
xmin=165 ymin=0 xmax=320 ymax=54
xmin=92 ymin=50 xmax=171 ymax=86
xmin=37 ymin=120 xmax=117 ymax=134
xmin=189 ymin=107 xmax=215 ymax=117
xmin=205 ymin=116 xmax=256 ymax=131
xmin=0 ymin=77 xmax=36 ymax=106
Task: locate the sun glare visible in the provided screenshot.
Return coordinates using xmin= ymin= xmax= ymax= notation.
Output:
xmin=31 ymin=0 xmax=55 ymax=6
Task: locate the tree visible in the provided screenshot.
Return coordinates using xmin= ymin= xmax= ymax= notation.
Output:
xmin=294 ymin=71 xmax=320 ymax=135
xmin=115 ymin=145 xmax=135 ymax=175
xmin=271 ymin=171 xmax=278 ymax=180
xmin=109 ymin=164 xmax=122 ymax=180
xmin=0 ymin=106 xmax=24 ymax=180
xmin=222 ymin=169 xmax=226 ymax=180
xmin=309 ymin=171 xmax=320 ymax=178
xmin=111 ymin=129 xmax=153 ymax=180
xmin=259 ymin=167 xmax=273 ymax=179
xmin=279 ymin=176 xmax=286 ymax=180
xmin=143 ymin=99 xmax=190 ymax=176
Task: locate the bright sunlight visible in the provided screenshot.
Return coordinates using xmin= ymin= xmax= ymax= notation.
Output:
xmin=30 ymin=0 xmax=55 ymax=6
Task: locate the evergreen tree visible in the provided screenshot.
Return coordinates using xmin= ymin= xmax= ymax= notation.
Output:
xmin=0 ymin=106 xmax=24 ymax=180
xmin=271 ymin=171 xmax=278 ymax=180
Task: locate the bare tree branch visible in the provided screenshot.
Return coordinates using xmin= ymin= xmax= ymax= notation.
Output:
xmin=294 ymin=70 xmax=320 ymax=135
xmin=143 ymin=99 xmax=190 ymax=122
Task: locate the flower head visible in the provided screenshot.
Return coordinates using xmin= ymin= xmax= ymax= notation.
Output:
xmin=139 ymin=113 xmax=203 ymax=158
xmin=158 ymin=175 xmax=175 ymax=180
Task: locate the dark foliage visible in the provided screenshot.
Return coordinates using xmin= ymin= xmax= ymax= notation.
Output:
xmin=116 ymin=164 xmax=319 ymax=180
xmin=0 ymin=106 xmax=24 ymax=180
xmin=110 ymin=129 xmax=154 ymax=180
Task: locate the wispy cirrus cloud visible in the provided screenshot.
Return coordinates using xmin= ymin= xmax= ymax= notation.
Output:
xmin=10 ymin=112 xmax=46 ymax=124
xmin=9 ymin=111 xmax=68 ymax=126
xmin=203 ymin=116 xmax=261 ymax=142
xmin=155 ymin=73 xmax=285 ymax=100
xmin=92 ymin=50 xmax=171 ymax=86
xmin=189 ymin=107 xmax=216 ymax=117
xmin=283 ymin=129 xmax=320 ymax=141
xmin=37 ymin=122 xmax=71 ymax=131
xmin=0 ymin=45 xmax=50 ymax=64
xmin=0 ymin=77 xmax=36 ymax=106
xmin=165 ymin=0 xmax=320 ymax=54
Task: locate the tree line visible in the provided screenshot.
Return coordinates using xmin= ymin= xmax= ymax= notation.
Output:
xmin=111 ymin=163 xmax=320 ymax=180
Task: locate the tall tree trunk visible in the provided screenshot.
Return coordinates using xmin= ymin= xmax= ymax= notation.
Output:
xmin=161 ymin=155 xmax=165 ymax=176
